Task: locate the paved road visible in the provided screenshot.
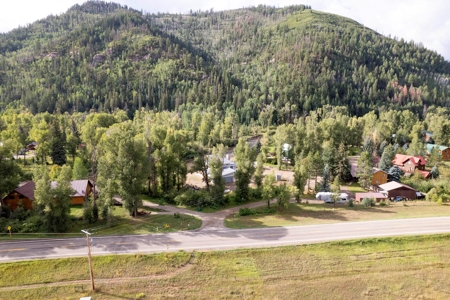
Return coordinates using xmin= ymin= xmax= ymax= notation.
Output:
xmin=2 ymin=216 xmax=450 ymax=262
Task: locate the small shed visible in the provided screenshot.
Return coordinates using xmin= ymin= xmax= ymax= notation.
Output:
xmin=222 ymin=168 xmax=236 ymax=183
xmin=378 ymin=182 xmax=417 ymax=200
xmin=355 ymin=192 xmax=387 ymax=203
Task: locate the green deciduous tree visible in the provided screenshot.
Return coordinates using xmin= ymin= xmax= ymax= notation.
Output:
xmin=319 ymin=164 xmax=331 ymax=192
xmin=263 ymin=173 xmax=277 ymax=209
xmin=209 ymin=144 xmax=227 ymax=206
xmin=234 ymin=137 xmax=257 ymax=203
xmin=356 ymin=151 xmax=373 ymax=190
xmin=98 ymin=122 xmax=149 ymax=217
xmin=34 ymin=165 xmax=74 ymax=233
xmin=72 ymin=157 xmax=89 ymax=180
xmin=293 ymin=156 xmax=307 ymax=202
xmin=276 ymin=183 xmax=291 ymax=210
xmin=254 ymin=152 xmax=265 ymax=190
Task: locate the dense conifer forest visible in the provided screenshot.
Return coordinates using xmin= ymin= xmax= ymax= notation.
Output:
xmin=0 ymin=1 xmax=449 ymax=123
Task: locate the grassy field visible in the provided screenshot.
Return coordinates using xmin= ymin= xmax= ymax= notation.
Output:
xmin=0 ymin=206 xmax=201 ymax=240
xmin=225 ymin=201 xmax=450 ymax=229
xmin=345 ymin=182 xmax=366 ymax=193
xmin=3 ymin=235 xmax=450 ymax=299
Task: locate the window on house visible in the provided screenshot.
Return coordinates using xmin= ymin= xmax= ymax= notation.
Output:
xmin=9 ymin=195 xmax=14 ymax=199
xmin=19 ymin=195 xmax=24 ymax=199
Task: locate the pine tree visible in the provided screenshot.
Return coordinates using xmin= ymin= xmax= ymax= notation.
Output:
xmin=388 ymin=165 xmax=403 ymax=183
xmin=362 ymin=136 xmax=374 ymax=156
xmin=50 ymin=120 xmax=67 ymax=166
xmin=430 ymin=165 xmax=439 ymax=179
xmin=335 ymin=143 xmax=352 ymax=182
xmin=379 ymin=145 xmax=394 ymax=172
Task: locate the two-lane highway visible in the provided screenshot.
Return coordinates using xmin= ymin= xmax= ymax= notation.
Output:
xmin=2 ymin=216 xmax=450 ymax=262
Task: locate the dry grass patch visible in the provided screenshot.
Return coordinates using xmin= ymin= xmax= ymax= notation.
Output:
xmin=3 ymin=235 xmax=450 ymax=299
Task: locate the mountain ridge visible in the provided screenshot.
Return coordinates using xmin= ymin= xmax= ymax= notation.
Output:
xmin=0 ymin=1 xmax=449 ymax=122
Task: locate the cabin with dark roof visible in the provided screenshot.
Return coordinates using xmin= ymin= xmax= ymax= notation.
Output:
xmin=2 ymin=180 xmax=94 ymax=210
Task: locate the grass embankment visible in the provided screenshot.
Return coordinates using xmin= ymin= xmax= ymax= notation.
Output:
xmin=1 ymin=205 xmax=201 ymax=240
xmin=3 ymin=235 xmax=450 ymax=299
xmin=225 ymin=201 xmax=450 ymax=229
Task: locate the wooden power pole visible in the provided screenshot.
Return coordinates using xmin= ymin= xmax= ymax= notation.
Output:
xmin=81 ymin=230 xmax=95 ymax=291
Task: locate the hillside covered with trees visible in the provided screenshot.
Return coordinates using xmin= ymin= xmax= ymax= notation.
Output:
xmin=0 ymin=1 xmax=449 ymax=124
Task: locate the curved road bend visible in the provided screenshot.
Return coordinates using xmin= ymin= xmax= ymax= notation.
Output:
xmin=2 ymin=216 xmax=450 ymax=262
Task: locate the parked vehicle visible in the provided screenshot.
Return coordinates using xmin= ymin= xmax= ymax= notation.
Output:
xmin=316 ymin=192 xmax=348 ymax=203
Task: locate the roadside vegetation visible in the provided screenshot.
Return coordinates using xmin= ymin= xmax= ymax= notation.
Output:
xmin=3 ymin=234 xmax=450 ymax=299
xmin=0 ymin=204 xmax=201 ymax=240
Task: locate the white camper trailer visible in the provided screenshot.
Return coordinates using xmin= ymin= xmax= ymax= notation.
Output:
xmin=316 ymin=192 xmax=348 ymax=203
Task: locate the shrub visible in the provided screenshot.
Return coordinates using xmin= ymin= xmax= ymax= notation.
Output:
xmin=20 ymin=215 xmax=44 ymax=233
xmin=379 ymin=201 xmax=386 ymax=207
xmin=348 ymin=199 xmax=354 ymax=207
xmin=174 ymin=190 xmax=211 ymax=207
xmin=83 ymin=200 xmax=95 ymax=224
xmin=239 ymin=208 xmax=252 ymax=216
xmin=362 ymin=197 xmax=375 ymax=207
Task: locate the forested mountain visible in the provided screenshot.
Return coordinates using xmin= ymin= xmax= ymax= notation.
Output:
xmin=1 ymin=1 xmax=450 ymax=124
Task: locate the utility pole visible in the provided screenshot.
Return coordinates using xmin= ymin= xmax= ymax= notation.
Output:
xmin=81 ymin=229 xmax=95 ymax=291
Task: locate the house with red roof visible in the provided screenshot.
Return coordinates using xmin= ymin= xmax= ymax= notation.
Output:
xmin=2 ymin=180 xmax=93 ymax=211
xmin=392 ymin=154 xmax=427 ymax=174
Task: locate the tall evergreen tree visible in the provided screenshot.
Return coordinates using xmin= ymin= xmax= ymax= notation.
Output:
xmin=430 ymin=165 xmax=439 ymax=179
xmin=335 ymin=143 xmax=352 ymax=182
xmin=388 ymin=165 xmax=403 ymax=183
xmin=378 ymin=145 xmax=395 ymax=172
xmin=50 ymin=120 xmax=67 ymax=166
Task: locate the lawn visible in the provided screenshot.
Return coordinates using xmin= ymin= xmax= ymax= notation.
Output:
xmin=3 ymin=234 xmax=450 ymax=299
xmin=225 ymin=201 xmax=450 ymax=229
xmin=1 ymin=206 xmax=201 ymax=240
xmin=345 ymin=182 xmax=366 ymax=193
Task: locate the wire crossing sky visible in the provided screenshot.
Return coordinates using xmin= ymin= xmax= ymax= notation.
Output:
xmin=1 ymin=0 xmax=449 ymax=60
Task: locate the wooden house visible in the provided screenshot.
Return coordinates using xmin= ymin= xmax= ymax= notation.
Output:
xmin=2 ymin=180 xmax=93 ymax=211
xmin=392 ymin=154 xmax=426 ymax=173
xmin=2 ymin=181 xmax=36 ymax=210
xmin=372 ymin=168 xmax=388 ymax=186
xmin=426 ymin=144 xmax=450 ymax=161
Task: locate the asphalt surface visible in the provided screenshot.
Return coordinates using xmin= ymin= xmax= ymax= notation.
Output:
xmin=2 ymin=216 xmax=450 ymax=262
